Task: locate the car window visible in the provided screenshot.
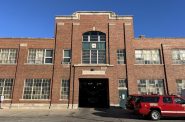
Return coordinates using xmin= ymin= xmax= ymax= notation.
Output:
xmin=174 ymin=97 xmax=185 ymax=104
xmin=141 ymin=97 xmax=159 ymax=103
xmin=163 ymin=97 xmax=172 ymax=103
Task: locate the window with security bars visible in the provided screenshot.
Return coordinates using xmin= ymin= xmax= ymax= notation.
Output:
xmin=0 ymin=49 xmax=17 ymax=64
xmin=172 ymin=49 xmax=185 ymax=64
xmin=63 ymin=50 xmax=71 ymax=64
xmin=27 ymin=49 xmax=53 ymax=64
xmin=176 ymin=80 xmax=185 ymax=96
xmin=117 ymin=49 xmax=125 ymax=64
xmin=137 ymin=79 xmax=164 ymax=95
xmin=23 ymin=79 xmax=50 ymax=99
xmin=82 ymin=31 xmax=106 ymax=64
xmin=118 ymin=79 xmax=127 ymax=88
xmin=61 ymin=80 xmax=69 ymax=100
xmin=0 ymin=79 xmax=14 ymax=99
xmin=135 ymin=50 xmax=161 ymax=64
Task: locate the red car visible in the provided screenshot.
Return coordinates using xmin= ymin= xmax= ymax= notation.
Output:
xmin=135 ymin=95 xmax=185 ymax=120
xmin=125 ymin=94 xmax=142 ymax=111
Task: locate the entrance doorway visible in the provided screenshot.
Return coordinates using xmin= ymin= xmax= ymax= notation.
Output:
xmin=79 ymin=78 xmax=109 ymax=108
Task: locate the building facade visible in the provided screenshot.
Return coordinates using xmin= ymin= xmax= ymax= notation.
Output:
xmin=0 ymin=11 xmax=185 ymax=109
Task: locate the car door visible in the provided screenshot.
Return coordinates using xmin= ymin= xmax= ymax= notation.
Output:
xmin=161 ymin=96 xmax=177 ymax=116
xmin=174 ymin=97 xmax=185 ymax=116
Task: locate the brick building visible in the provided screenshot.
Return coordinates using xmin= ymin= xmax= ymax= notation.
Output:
xmin=0 ymin=11 xmax=185 ymax=109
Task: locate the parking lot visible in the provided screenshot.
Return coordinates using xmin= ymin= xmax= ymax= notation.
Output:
xmin=0 ymin=108 xmax=184 ymax=122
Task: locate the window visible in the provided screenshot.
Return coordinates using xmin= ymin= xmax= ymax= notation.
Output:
xmin=63 ymin=50 xmax=71 ymax=64
xmin=163 ymin=97 xmax=172 ymax=103
xmin=172 ymin=49 xmax=185 ymax=64
xmin=0 ymin=79 xmax=14 ymax=99
xmin=176 ymin=80 xmax=185 ymax=95
xmin=82 ymin=31 xmax=106 ymax=64
xmin=118 ymin=79 xmax=127 ymax=88
xmin=137 ymin=79 xmax=164 ymax=95
xmin=117 ymin=49 xmax=125 ymax=64
xmin=174 ymin=97 xmax=185 ymax=104
xmin=23 ymin=79 xmax=50 ymax=99
xmin=135 ymin=50 xmax=161 ymax=64
xmin=61 ymin=80 xmax=69 ymax=100
xmin=140 ymin=97 xmax=159 ymax=103
xmin=0 ymin=49 xmax=17 ymax=64
xmin=27 ymin=49 xmax=53 ymax=64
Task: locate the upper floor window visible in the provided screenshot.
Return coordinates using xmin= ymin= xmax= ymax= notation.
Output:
xmin=0 ymin=49 xmax=17 ymax=64
xmin=117 ymin=49 xmax=125 ymax=64
xmin=27 ymin=49 xmax=53 ymax=64
xmin=137 ymin=79 xmax=164 ymax=95
xmin=62 ymin=49 xmax=71 ymax=64
xmin=135 ymin=50 xmax=161 ymax=64
xmin=82 ymin=31 xmax=106 ymax=64
xmin=172 ymin=49 xmax=185 ymax=64
xmin=23 ymin=79 xmax=50 ymax=99
xmin=176 ymin=80 xmax=185 ymax=96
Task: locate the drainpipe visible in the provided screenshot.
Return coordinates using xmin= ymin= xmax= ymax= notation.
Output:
xmin=161 ymin=44 xmax=169 ymax=95
xmin=49 ymin=23 xmax=57 ymax=109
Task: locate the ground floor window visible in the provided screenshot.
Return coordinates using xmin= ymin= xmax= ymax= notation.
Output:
xmin=23 ymin=79 xmax=50 ymax=99
xmin=137 ymin=79 xmax=164 ymax=95
xmin=0 ymin=78 xmax=14 ymax=99
xmin=176 ymin=80 xmax=185 ymax=96
xmin=61 ymin=80 xmax=69 ymax=100
xmin=118 ymin=79 xmax=127 ymax=88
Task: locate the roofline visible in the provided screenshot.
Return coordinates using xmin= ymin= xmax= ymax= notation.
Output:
xmin=134 ymin=37 xmax=185 ymax=39
xmin=0 ymin=37 xmax=54 ymax=40
xmin=55 ymin=11 xmax=133 ymax=20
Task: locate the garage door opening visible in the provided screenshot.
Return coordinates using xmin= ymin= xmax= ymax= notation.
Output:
xmin=79 ymin=78 xmax=109 ymax=108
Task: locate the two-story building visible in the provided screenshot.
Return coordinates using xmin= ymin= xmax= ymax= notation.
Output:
xmin=0 ymin=11 xmax=185 ymax=109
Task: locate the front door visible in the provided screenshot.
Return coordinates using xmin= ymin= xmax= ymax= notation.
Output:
xmin=119 ymin=89 xmax=127 ymax=108
xmin=79 ymin=78 xmax=109 ymax=108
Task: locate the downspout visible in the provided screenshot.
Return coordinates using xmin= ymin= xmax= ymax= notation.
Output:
xmin=161 ymin=44 xmax=169 ymax=95
xmin=49 ymin=23 xmax=57 ymax=109
xmin=68 ymin=23 xmax=74 ymax=108
xmin=123 ymin=23 xmax=129 ymax=96
xmin=10 ymin=44 xmax=21 ymax=108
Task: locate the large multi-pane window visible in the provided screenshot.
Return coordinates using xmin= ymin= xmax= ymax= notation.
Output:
xmin=172 ymin=49 xmax=185 ymax=64
xmin=117 ymin=49 xmax=125 ymax=64
xmin=61 ymin=80 xmax=69 ymax=100
xmin=63 ymin=50 xmax=71 ymax=64
xmin=23 ymin=79 xmax=50 ymax=99
xmin=27 ymin=49 xmax=53 ymax=64
xmin=176 ymin=80 xmax=185 ymax=95
xmin=0 ymin=49 xmax=17 ymax=64
xmin=82 ymin=31 xmax=106 ymax=64
xmin=135 ymin=50 xmax=161 ymax=64
xmin=137 ymin=79 xmax=164 ymax=95
xmin=0 ymin=79 xmax=14 ymax=99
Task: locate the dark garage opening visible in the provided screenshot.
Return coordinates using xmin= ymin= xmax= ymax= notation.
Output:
xmin=79 ymin=78 xmax=109 ymax=108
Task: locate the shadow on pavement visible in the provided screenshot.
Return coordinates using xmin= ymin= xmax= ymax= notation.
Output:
xmin=92 ymin=106 xmax=185 ymax=120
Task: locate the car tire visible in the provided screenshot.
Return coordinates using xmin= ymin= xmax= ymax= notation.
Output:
xmin=150 ymin=110 xmax=161 ymax=121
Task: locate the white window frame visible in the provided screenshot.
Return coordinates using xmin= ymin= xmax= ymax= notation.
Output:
xmin=27 ymin=49 xmax=53 ymax=64
xmin=135 ymin=49 xmax=161 ymax=64
xmin=118 ymin=79 xmax=127 ymax=90
xmin=61 ymin=79 xmax=69 ymax=100
xmin=137 ymin=79 xmax=164 ymax=95
xmin=176 ymin=80 xmax=185 ymax=95
xmin=22 ymin=79 xmax=51 ymax=100
xmin=62 ymin=49 xmax=71 ymax=64
xmin=0 ymin=49 xmax=17 ymax=64
xmin=117 ymin=49 xmax=125 ymax=64
xmin=0 ymin=78 xmax=14 ymax=99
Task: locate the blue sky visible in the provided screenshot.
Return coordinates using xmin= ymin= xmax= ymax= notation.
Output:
xmin=0 ymin=0 xmax=185 ymax=38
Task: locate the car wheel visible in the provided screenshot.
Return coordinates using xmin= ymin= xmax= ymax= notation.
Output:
xmin=150 ymin=110 xmax=161 ymax=120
